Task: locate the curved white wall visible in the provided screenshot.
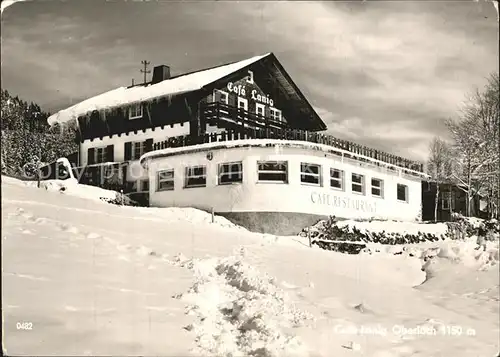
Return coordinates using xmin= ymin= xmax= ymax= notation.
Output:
xmin=147 ymin=143 xmax=422 ymax=222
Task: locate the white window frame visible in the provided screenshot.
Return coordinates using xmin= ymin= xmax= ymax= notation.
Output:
xmin=246 ymin=70 xmax=254 ymax=84
xmin=214 ymin=89 xmax=229 ymax=105
xmin=218 ymin=161 xmax=243 ymax=185
xmin=269 ymin=107 xmax=282 ymax=122
xmin=300 ymin=162 xmax=321 ymax=186
xmin=255 ymin=103 xmax=265 ymax=117
xmin=237 ymin=97 xmax=248 ymax=112
xmin=371 ymin=178 xmax=384 ymax=198
xmin=129 ymin=103 xmax=143 ymax=120
xmin=257 ymin=161 xmax=288 ymax=183
xmin=131 ymin=141 xmax=146 ymax=160
xmin=94 ymin=146 xmax=107 ymax=164
xmin=157 ymin=170 xmax=174 ymax=192
xmin=351 ymin=173 xmax=365 ymax=195
xmin=330 ymin=168 xmax=344 ymax=190
xmin=397 ymin=183 xmax=409 ymax=203
xmin=185 ymin=165 xmax=207 ymax=188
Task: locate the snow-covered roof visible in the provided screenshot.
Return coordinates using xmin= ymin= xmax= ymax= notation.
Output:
xmin=47 ymin=53 xmax=271 ymax=125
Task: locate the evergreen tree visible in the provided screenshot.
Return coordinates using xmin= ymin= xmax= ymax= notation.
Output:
xmin=1 ymin=89 xmax=78 ymax=177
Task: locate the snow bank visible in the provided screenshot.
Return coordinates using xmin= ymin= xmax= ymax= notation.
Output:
xmin=2 ymin=177 xmax=138 ymax=206
xmin=434 ymin=237 xmax=499 ymax=270
xmin=3 ymin=176 xmax=244 ymax=229
xmin=362 ymin=236 xmax=499 ymax=272
xmin=47 ymin=53 xmax=270 ymax=125
xmin=135 ymin=207 xmax=246 ymax=230
xmin=23 ymin=178 xmax=119 ymax=202
xmin=173 ymin=255 xmax=314 ymax=357
xmin=3 ymin=177 xmax=499 ymax=357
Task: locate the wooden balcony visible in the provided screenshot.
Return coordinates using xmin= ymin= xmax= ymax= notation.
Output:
xmin=152 ymin=128 xmax=425 ymax=175
xmin=201 ymin=102 xmax=287 ymax=131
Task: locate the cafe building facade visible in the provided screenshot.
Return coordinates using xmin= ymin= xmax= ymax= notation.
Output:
xmin=47 ymin=52 xmax=427 ymax=234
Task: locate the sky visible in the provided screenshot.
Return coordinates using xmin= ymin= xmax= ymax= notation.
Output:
xmin=1 ymin=0 xmax=498 ymax=162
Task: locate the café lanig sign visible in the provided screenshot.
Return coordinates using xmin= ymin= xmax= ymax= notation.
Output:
xmin=226 ymin=82 xmax=275 ymax=107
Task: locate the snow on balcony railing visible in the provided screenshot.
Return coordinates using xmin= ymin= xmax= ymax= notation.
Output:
xmin=151 ymin=129 xmax=425 ymax=175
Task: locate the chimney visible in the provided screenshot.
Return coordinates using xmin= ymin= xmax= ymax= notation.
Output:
xmin=152 ymin=65 xmax=171 ymax=84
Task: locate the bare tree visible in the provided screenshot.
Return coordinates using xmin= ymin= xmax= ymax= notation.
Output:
xmin=427 ymin=137 xmax=453 ymax=221
xmin=445 ymin=73 xmax=500 ymax=218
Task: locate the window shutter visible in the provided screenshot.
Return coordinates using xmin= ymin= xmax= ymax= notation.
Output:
xmin=106 ymin=144 xmax=114 ymax=162
xmin=87 ymin=148 xmax=95 ymax=165
xmin=124 ymin=142 xmax=132 ymax=161
xmin=145 ymin=139 xmax=153 ymax=153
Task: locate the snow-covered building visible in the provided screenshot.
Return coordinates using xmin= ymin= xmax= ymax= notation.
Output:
xmin=48 ymin=52 xmax=427 ymax=234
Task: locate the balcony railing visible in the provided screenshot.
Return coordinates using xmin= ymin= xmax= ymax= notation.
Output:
xmin=152 ymin=128 xmax=425 ymax=174
xmin=202 ymin=102 xmax=287 ymax=130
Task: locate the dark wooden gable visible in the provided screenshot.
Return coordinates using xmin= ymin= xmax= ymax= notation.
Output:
xmin=198 ymin=53 xmax=326 ymax=131
xmin=201 ymin=74 xmax=290 ymax=124
xmin=76 ymin=53 xmax=326 ymax=141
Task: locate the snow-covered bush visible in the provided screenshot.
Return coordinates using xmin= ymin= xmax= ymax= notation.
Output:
xmin=300 ymin=217 xmax=473 ymax=254
xmin=301 ymin=215 xmax=499 ymax=254
xmin=447 ymin=213 xmax=499 ymax=240
xmin=300 ymin=216 xmax=447 ymax=252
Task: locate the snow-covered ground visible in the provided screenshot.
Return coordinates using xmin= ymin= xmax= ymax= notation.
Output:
xmin=2 ymin=177 xmax=499 ymax=356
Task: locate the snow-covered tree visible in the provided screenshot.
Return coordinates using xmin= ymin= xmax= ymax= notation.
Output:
xmin=1 ymin=89 xmax=78 ymax=177
xmin=427 ymin=136 xmax=453 ymax=221
xmin=446 ymin=73 xmax=500 ymax=218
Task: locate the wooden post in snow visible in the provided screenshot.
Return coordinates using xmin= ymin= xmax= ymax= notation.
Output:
xmin=211 ymin=207 xmax=214 ymax=223
xmin=308 ymin=227 xmax=312 ymax=248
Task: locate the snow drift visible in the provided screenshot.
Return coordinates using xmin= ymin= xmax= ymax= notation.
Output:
xmin=2 ymin=176 xmax=499 ymax=356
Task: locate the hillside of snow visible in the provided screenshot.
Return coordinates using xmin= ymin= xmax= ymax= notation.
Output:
xmin=2 ymin=177 xmax=499 ymax=356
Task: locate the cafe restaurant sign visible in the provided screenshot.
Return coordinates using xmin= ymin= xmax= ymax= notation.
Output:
xmin=227 ymin=82 xmax=274 ymax=107
xmin=311 ymin=191 xmax=377 ymax=214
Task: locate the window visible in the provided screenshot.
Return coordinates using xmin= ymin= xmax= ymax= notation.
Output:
xmin=131 ymin=141 xmax=146 ymax=160
xmin=237 ymin=97 xmax=248 ymax=111
xmin=257 ymin=161 xmax=287 ymax=182
xmin=330 ymin=168 xmax=344 ymax=190
xmin=94 ymin=147 xmax=107 ymax=164
xmin=351 ymin=173 xmax=365 ymax=194
xmin=397 ymin=184 xmax=408 ymax=202
xmin=157 ymin=170 xmax=174 ymax=191
xmin=371 ymin=178 xmax=383 ymax=198
xmin=255 ymin=103 xmax=265 ymax=117
xmin=300 ymin=162 xmax=321 ymax=186
xmin=214 ymin=89 xmax=229 ymax=105
xmin=269 ymin=107 xmax=282 ymax=122
xmin=141 ymin=180 xmax=149 ymax=192
xmin=218 ymin=162 xmax=243 ymax=184
xmin=185 ymin=166 xmax=206 ymax=188
xmin=442 ymin=192 xmax=451 ymax=209
xmin=247 ymin=70 xmax=254 ymax=84
xmin=129 ymin=103 xmax=143 ymax=119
